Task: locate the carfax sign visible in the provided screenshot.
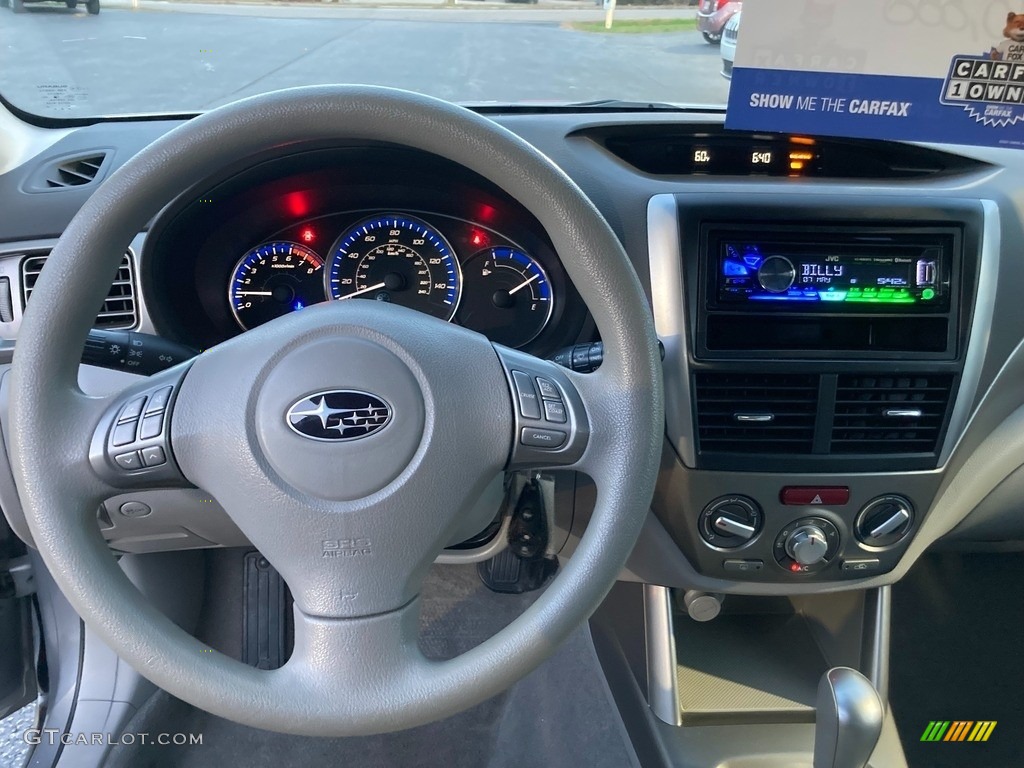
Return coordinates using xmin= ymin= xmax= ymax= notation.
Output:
xmin=726 ymin=0 xmax=1024 ymax=149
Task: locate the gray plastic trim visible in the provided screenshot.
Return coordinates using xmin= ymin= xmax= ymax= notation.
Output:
xmin=862 ymin=587 xmax=891 ymax=706
xmin=643 ymin=584 xmax=681 ymax=727
xmin=939 ymin=199 xmax=999 ymax=464
xmin=647 ymin=194 xmax=696 ymax=467
xmin=434 ymin=514 xmax=510 ymax=564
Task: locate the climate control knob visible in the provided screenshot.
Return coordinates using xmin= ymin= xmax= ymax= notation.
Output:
xmin=757 ymin=255 xmax=797 ymax=294
xmin=785 ymin=525 xmax=829 ymax=566
xmin=855 ymin=495 xmax=914 ymax=547
xmin=774 ymin=516 xmax=840 ymax=574
xmin=699 ymin=496 xmax=763 ymax=549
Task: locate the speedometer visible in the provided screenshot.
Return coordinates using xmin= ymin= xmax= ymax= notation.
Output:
xmin=325 ymin=214 xmax=462 ymax=321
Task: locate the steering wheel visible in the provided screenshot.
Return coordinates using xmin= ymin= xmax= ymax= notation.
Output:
xmin=8 ymin=86 xmax=663 ymax=737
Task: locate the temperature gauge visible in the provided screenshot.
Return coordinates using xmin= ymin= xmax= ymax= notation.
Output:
xmin=458 ymin=246 xmax=554 ymax=349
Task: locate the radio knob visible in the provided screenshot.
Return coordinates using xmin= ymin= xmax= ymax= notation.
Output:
xmin=757 ymin=255 xmax=797 ymax=294
xmin=785 ymin=524 xmax=829 ymax=566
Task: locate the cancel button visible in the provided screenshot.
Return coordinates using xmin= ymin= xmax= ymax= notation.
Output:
xmin=521 ymin=427 xmax=567 ymax=449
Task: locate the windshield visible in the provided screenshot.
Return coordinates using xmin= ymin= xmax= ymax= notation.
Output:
xmin=0 ymin=0 xmax=736 ymax=119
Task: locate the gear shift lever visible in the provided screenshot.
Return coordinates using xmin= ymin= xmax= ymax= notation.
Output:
xmin=813 ymin=667 xmax=884 ymax=768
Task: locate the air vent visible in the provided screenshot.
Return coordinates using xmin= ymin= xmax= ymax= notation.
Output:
xmin=695 ymin=373 xmax=818 ymax=454
xmin=830 ymin=375 xmax=954 ymax=454
xmin=43 ymin=153 xmax=108 ymax=189
xmin=22 ymin=251 xmax=137 ymax=329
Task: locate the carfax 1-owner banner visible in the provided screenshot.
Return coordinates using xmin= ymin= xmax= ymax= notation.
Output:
xmin=726 ymin=0 xmax=1024 ymax=149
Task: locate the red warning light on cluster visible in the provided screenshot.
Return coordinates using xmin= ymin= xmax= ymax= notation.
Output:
xmin=470 ymin=229 xmax=488 ymax=247
xmin=300 ymin=227 xmax=316 ymax=244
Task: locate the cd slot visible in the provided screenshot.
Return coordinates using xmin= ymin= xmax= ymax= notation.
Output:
xmin=706 ymin=314 xmax=949 ymax=354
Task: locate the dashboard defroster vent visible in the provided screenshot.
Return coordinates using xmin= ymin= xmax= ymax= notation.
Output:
xmin=695 ymin=373 xmax=818 ymax=455
xmin=830 ymin=375 xmax=955 ymax=454
xmin=21 ymin=251 xmax=138 ymax=329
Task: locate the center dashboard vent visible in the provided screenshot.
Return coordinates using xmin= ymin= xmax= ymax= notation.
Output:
xmin=831 ymin=375 xmax=955 ymax=454
xmin=694 ymin=373 xmax=818 ymax=454
xmin=21 ymin=251 xmax=138 ymax=329
xmin=694 ymin=371 xmax=957 ymax=467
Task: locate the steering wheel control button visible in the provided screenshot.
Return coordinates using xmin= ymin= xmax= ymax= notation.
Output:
xmin=535 ymin=377 xmax=560 ymax=400
xmin=112 ymin=420 xmax=138 ymax=446
xmin=141 ymin=446 xmax=166 ymax=467
xmin=543 ymin=399 xmax=567 ymax=424
xmin=512 ymin=371 xmax=542 ymax=419
xmin=139 ymin=413 xmax=164 ymax=440
xmin=118 ymin=396 xmax=147 ymax=422
xmin=855 ymin=495 xmax=914 ymax=548
xmin=520 ymin=427 xmax=567 ymax=449
xmin=723 ymin=558 xmax=764 ymax=573
xmin=781 ymin=486 xmax=850 ymax=506
xmin=498 ymin=347 xmax=589 ymax=470
xmin=773 ymin=516 xmax=840 ymax=573
xmin=119 ymin=501 xmax=152 ymax=518
xmin=114 ymin=451 xmax=144 ymax=471
xmin=145 ymin=386 xmax=173 ymax=413
xmin=842 ymin=558 xmax=881 ymax=573
xmin=698 ymin=496 xmax=763 ymax=549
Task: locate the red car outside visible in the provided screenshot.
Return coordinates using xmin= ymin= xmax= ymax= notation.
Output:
xmin=697 ymin=0 xmax=742 ymax=45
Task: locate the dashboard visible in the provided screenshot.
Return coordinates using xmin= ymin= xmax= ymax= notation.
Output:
xmin=0 ymin=105 xmax=1023 ymax=597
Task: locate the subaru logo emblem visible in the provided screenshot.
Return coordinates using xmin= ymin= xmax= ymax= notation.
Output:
xmin=286 ymin=390 xmax=392 ymax=442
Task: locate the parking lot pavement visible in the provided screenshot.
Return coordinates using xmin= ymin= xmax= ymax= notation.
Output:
xmin=0 ymin=3 xmax=729 ymax=118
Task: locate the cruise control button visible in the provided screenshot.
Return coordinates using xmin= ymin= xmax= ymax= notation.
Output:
xmin=118 ymin=397 xmax=147 ymax=422
xmin=141 ymin=446 xmax=166 ymax=467
xmin=114 ymin=451 xmax=144 ymax=471
xmin=512 ymin=371 xmax=542 ymax=420
xmin=139 ymin=413 xmax=164 ymax=440
xmin=723 ymin=559 xmax=764 ymax=572
xmin=543 ymin=399 xmax=567 ymax=424
xmin=520 ymin=427 xmax=567 ymax=449
xmin=146 ymin=386 xmax=173 ymax=413
xmin=536 ymin=377 xmax=560 ymax=400
xmin=112 ymin=420 xmax=138 ymax=447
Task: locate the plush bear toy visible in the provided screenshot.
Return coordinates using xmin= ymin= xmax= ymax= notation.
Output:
xmin=991 ymin=12 xmax=1024 ymax=61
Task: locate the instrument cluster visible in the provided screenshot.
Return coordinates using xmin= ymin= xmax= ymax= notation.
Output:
xmin=143 ymin=146 xmax=587 ymax=355
xmin=230 ymin=211 xmax=555 ymax=349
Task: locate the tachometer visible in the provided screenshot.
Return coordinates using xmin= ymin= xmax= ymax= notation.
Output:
xmin=326 ymin=214 xmax=461 ymax=321
xmin=229 ymin=241 xmax=325 ymax=330
xmin=458 ymin=246 xmax=553 ymax=348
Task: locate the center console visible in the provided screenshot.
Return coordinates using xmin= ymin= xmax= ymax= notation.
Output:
xmin=648 ymin=192 xmax=990 ymax=585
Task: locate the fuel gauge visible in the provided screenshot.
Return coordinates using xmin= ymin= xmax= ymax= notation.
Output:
xmin=458 ymin=246 xmax=554 ymax=349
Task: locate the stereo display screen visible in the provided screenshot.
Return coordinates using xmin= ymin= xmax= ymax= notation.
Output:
xmin=717 ymin=241 xmax=948 ymax=309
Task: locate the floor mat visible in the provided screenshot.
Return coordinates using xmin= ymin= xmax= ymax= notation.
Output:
xmin=889 ymin=552 xmax=1024 ymax=768
xmin=105 ymin=563 xmax=637 ymax=768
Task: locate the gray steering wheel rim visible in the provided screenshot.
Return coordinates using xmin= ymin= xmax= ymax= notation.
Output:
xmin=8 ymin=86 xmax=663 ymax=736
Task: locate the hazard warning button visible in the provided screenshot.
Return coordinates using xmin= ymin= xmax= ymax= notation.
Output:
xmin=780 ymin=487 xmax=850 ymax=506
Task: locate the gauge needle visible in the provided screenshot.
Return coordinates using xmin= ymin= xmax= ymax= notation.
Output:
xmin=235 ymin=291 xmax=274 ymax=296
xmin=507 ymin=274 xmax=540 ymax=295
xmin=337 ymin=282 xmax=386 ymax=300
